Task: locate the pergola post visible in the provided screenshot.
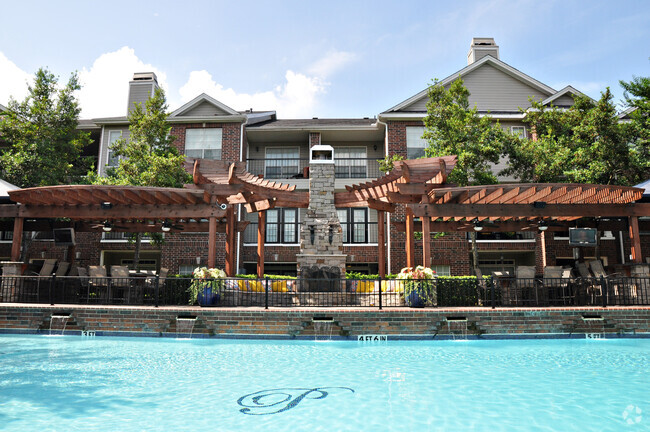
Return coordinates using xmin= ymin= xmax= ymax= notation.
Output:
xmin=225 ymin=207 xmax=236 ymax=276
xmin=208 ymin=216 xmax=217 ymax=269
xmin=422 ymin=216 xmax=431 ymax=268
xmin=11 ymin=217 xmax=23 ymax=262
xmin=257 ymin=210 xmax=265 ymax=278
xmin=377 ymin=210 xmax=386 ymax=278
xmin=629 ymin=216 xmax=642 ymax=263
xmin=405 ymin=209 xmax=415 ymax=269
xmin=539 ymin=230 xmax=547 ymax=268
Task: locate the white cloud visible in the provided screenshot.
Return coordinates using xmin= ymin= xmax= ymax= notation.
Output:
xmin=0 ymin=52 xmax=31 ymax=106
xmin=179 ymin=69 xmax=326 ymax=118
xmin=77 ymin=46 xmax=168 ymax=118
xmin=307 ymin=50 xmax=356 ymax=78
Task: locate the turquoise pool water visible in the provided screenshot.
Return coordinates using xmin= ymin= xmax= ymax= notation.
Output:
xmin=0 ymin=335 xmax=648 ymax=431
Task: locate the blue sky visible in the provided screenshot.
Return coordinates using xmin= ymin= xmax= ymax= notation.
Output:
xmin=0 ymin=0 xmax=648 ymax=119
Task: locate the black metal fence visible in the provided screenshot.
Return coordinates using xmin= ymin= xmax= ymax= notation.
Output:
xmin=0 ymin=275 xmax=648 ymax=308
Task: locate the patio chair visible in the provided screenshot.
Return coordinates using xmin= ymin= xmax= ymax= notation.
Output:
xmin=88 ymin=266 xmax=109 ymax=302
xmin=110 ymin=266 xmax=132 ymax=303
xmin=52 ymin=262 xmax=70 ymax=302
xmin=588 ymin=260 xmax=626 ymax=304
xmin=543 ymin=266 xmax=573 ymax=305
xmin=76 ymin=267 xmax=91 ymax=302
xmin=142 ymin=268 xmax=169 ymax=304
xmin=25 ymin=259 xmax=57 ymax=302
xmin=514 ymin=266 xmax=542 ymax=305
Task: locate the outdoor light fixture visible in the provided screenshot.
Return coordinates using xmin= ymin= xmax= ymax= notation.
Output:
xmin=472 ymin=219 xmax=483 ymax=232
xmin=538 ymin=220 xmax=548 ymax=231
xmin=102 ymin=221 xmax=113 ymax=232
xmin=101 ymin=202 xmax=113 ymax=210
xmin=195 ymin=256 xmax=201 ymax=265
xmin=161 ymin=221 xmax=172 ymax=232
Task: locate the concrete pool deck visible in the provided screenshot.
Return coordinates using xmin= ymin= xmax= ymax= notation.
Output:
xmin=1 ymin=303 xmax=650 ymax=339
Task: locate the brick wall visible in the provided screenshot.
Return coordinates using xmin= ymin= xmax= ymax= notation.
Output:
xmin=1 ymin=305 xmax=649 ymax=338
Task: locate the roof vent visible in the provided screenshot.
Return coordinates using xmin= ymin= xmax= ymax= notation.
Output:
xmin=467 ymin=37 xmax=499 ymax=65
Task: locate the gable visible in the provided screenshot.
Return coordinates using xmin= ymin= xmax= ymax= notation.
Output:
xmin=179 ymin=100 xmax=232 ymax=117
xmin=403 ymin=63 xmax=551 ymax=112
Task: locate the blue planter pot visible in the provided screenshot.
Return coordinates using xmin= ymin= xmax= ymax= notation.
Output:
xmin=405 ymin=289 xmax=424 ymax=308
xmin=197 ymin=286 xmax=220 ymax=307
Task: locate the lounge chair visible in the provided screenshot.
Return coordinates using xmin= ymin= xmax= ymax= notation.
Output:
xmin=142 ymin=268 xmax=169 ymax=304
xmin=25 ymin=259 xmax=57 ymax=302
xmin=543 ymin=266 xmax=573 ymax=305
xmin=588 ymin=260 xmax=627 ymax=304
xmin=515 ymin=266 xmax=543 ymax=306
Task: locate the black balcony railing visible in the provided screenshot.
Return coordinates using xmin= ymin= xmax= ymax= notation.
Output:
xmin=246 ymin=158 xmax=382 ymax=180
xmin=1 ymin=275 xmax=648 ymax=309
xmin=243 ymin=222 xmax=379 ymax=244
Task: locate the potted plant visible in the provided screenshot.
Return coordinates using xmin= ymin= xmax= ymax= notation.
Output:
xmin=397 ymin=266 xmax=437 ymax=308
xmin=188 ymin=267 xmax=226 ymax=306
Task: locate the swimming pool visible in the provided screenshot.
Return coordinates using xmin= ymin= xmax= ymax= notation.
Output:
xmin=0 ymin=335 xmax=647 ymax=431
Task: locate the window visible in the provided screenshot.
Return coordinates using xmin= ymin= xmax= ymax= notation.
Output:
xmin=338 ymin=208 xmax=369 ymax=244
xmin=179 ymin=265 xmax=195 ymax=275
xmin=510 ymin=126 xmax=526 ymax=138
xmin=430 ymin=265 xmax=451 ymax=276
xmin=0 ymin=231 xmax=13 ymax=242
xmin=335 ymin=147 xmax=367 ymax=178
xmin=406 ymin=126 xmax=427 ymax=159
xmin=265 ymin=147 xmax=300 ymax=179
xmin=265 ymin=208 xmax=299 ymax=244
xmin=106 ymin=130 xmax=122 ymax=168
xmin=185 ymin=128 xmax=222 ymax=159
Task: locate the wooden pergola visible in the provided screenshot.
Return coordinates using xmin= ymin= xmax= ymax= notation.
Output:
xmin=1 ymin=157 xmax=647 ymax=278
xmin=0 ymin=185 xmax=246 ymax=271
xmin=184 ymin=157 xmax=457 ymax=277
xmin=405 ymin=183 xmax=649 ymax=267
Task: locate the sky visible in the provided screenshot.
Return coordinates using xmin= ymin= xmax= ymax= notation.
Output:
xmin=0 ymin=0 xmax=649 ymax=119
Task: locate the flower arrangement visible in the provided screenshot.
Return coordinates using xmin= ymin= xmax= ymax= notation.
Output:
xmin=397 ymin=266 xmax=437 ymax=307
xmin=188 ymin=267 xmax=226 ymax=305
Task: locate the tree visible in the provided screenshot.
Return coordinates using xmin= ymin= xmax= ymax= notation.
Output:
xmin=422 ymin=77 xmax=516 ymax=186
xmin=422 ymin=77 xmax=516 ymax=272
xmin=620 ymin=75 xmax=650 ymax=179
xmin=0 ymin=68 xmax=91 ymax=187
xmin=88 ymin=87 xmax=191 ymax=269
xmin=502 ymin=89 xmax=645 ymax=186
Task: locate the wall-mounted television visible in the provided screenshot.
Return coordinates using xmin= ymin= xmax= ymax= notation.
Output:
xmin=53 ymin=228 xmax=75 ymax=246
xmin=568 ymin=228 xmax=597 ymax=246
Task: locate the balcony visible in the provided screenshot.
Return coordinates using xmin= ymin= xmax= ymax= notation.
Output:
xmin=246 ymin=158 xmax=382 ymax=180
xmin=243 ymin=222 xmax=378 ymax=245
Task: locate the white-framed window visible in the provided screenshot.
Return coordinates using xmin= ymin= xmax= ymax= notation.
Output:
xmin=406 ymin=126 xmax=427 ymax=159
xmin=0 ymin=231 xmax=13 ymax=242
xmin=335 ymin=147 xmax=367 ymax=178
xmin=265 ymin=147 xmax=300 ymax=179
xmin=510 ymin=126 xmax=526 ymax=138
xmin=430 ymin=265 xmax=451 ymax=276
xmin=185 ymin=128 xmax=222 ymax=159
xmin=179 ymin=265 xmax=195 ymax=275
xmin=106 ymin=130 xmax=122 ymax=168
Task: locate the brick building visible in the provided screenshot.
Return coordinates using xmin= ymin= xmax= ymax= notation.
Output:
xmin=1 ymin=39 xmax=648 ymax=275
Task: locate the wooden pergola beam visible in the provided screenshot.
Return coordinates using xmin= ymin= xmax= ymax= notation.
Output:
xmin=409 ymin=203 xmax=650 ymax=218
xmin=12 ymin=204 xmax=226 ymax=219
